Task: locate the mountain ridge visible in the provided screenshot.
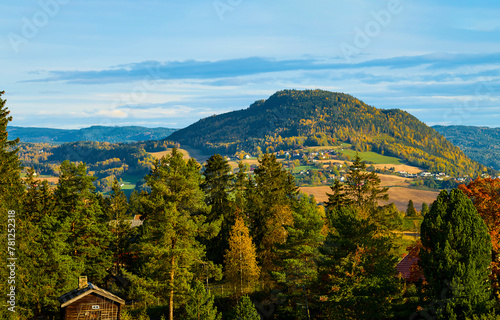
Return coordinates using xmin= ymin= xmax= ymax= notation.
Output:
xmin=7 ymin=125 xmax=177 ymax=143
xmin=168 ymin=89 xmax=490 ymax=176
xmin=433 ymin=125 xmax=500 ymax=171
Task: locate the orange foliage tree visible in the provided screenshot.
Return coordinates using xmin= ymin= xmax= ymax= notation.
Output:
xmin=459 ymin=178 xmax=500 ymax=299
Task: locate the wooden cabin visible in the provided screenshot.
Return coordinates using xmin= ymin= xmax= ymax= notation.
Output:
xmin=58 ymin=277 xmax=125 ymax=320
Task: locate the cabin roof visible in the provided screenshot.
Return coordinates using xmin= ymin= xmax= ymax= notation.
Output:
xmin=396 ymin=253 xmax=425 ymax=282
xmin=396 ymin=254 xmax=418 ymax=279
xmin=58 ymin=282 xmax=125 ymax=308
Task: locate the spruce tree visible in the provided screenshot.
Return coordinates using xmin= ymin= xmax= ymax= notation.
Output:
xmin=272 ymin=194 xmax=324 ymax=319
xmin=420 ymin=189 xmax=494 ymax=319
xmin=54 ymin=160 xmax=113 ymax=284
xmin=316 ymin=206 xmax=402 ymax=319
xmin=406 ymin=199 xmax=417 ymax=217
xmin=201 ymin=154 xmax=234 ymax=265
xmin=18 ymin=172 xmax=81 ymax=318
xmin=246 ymin=153 xmax=298 ymax=279
xmin=232 ymin=295 xmax=261 ymax=320
xmin=224 ymin=216 xmax=260 ymax=295
xmin=0 ymin=92 xmax=25 ymax=319
xmin=344 ymin=154 xmax=389 ymax=209
xmin=326 ymin=154 xmax=388 ymax=213
xmin=185 ymin=280 xmax=221 ymax=320
xmin=103 ymin=179 xmax=133 ymax=274
xmin=0 ymin=91 xmax=23 ymax=203
xmin=459 ymin=178 xmax=500 ymax=300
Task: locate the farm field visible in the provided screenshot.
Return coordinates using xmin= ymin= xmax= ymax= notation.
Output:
xmin=147 ymin=145 xmax=438 ymax=213
xmin=299 ymin=185 xmax=439 ymax=211
xmin=37 ymin=175 xmax=59 ymax=184
xmin=149 ymin=148 xmax=191 ymax=160
xmin=381 ymin=187 xmax=440 ymax=211
xmin=377 ymin=174 xmax=411 ymax=187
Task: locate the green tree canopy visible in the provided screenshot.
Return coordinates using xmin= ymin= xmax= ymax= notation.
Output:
xmin=316 ymin=205 xmax=402 ymax=319
xmin=54 ymin=160 xmax=113 ymax=284
xmin=232 ymin=295 xmax=261 ymax=320
xmin=326 ymin=154 xmax=388 ymax=213
xmin=185 ymin=280 xmax=221 ymax=320
xmin=246 ymin=153 xmax=298 ymax=279
xmin=420 ymin=189 xmax=494 ymax=319
xmin=406 ymin=199 xmax=417 ymax=217
xmin=133 ymin=148 xmax=220 ymax=320
xmin=201 ymin=154 xmax=234 ymax=265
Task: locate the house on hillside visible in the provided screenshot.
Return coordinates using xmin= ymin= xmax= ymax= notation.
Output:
xmin=58 ymin=276 xmax=125 ymax=320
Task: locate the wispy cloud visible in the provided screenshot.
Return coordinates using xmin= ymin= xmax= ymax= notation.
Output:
xmin=23 ymin=53 xmax=500 ymax=85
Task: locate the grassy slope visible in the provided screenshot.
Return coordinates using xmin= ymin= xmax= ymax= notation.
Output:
xmin=340 ymin=150 xmax=402 ymax=165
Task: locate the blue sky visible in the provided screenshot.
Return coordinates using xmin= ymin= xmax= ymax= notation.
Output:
xmin=2 ymin=0 xmax=500 ymax=129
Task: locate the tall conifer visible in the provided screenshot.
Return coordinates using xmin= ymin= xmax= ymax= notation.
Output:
xmin=420 ymin=189 xmax=494 ymax=318
xmin=201 ymin=154 xmax=233 ymax=265
xmin=54 ymin=160 xmax=113 ymax=284
xmin=0 ymin=92 xmax=25 ymax=319
xmin=136 ymin=148 xmax=220 ymax=320
xmin=246 ymin=153 xmax=297 ymax=279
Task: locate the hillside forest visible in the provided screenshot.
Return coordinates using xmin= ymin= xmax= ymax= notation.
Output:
xmin=168 ymin=90 xmax=494 ymax=178
xmin=2 ymin=92 xmax=500 ymax=320
xmin=433 ymin=125 xmax=500 ymax=171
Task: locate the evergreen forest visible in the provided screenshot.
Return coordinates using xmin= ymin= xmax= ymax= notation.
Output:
xmin=1 ymin=91 xmax=500 ymax=320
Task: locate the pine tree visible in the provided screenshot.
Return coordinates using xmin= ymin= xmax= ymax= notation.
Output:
xmin=224 ymin=216 xmax=260 ymax=295
xmin=272 ymin=195 xmax=324 ymax=319
xmin=185 ymin=280 xmax=221 ymax=320
xmin=103 ymin=179 xmax=133 ymax=274
xmin=135 ymin=148 xmax=220 ymax=320
xmin=232 ymin=161 xmax=248 ymax=214
xmin=420 ymin=189 xmax=494 ymax=319
xmin=316 ymin=205 xmax=402 ymax=319
xmin=406 ymin=199 xmax=417 ymax=217
xmin=325 ymin=180 xmax=352 ymax=210
xmin=326 ymin=154 xmax=388 ymax=213
xmin=246 ymin=153 xmax=297 ymax=279
xmin=345 ymin=154 xmax=389 ymax=209
xmin=232 ymin=295 xmax=261 ymax=320
xmin=0 ymin=91 xmax=25 ymax=319
xmin=54 ymin=160 xmax=113 ymax=284
xmin=201 ymin=154 xmax=234 ymax=265
xmin=17 ymin=171 xmax=81 ymax=318
xmin=0 ymin=91 xmax=23 ymax=203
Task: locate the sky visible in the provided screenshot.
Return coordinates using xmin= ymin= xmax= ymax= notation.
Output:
xmin=2 ymin=0 xmax=500 ymax=129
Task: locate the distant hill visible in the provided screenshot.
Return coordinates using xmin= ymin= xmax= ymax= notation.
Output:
xmin=7 ymin=125 xmax=177 ymax=143
xmin=168 ymin=89 xmax=489 ymax=176
xmin=433 ymin=125 xmax=500 ymax=171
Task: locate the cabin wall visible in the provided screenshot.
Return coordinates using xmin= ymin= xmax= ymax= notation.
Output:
xmin=62 ymin=293 xmax=120 ymax=320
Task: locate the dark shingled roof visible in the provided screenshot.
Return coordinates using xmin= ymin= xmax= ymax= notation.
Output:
xmin=396 ymin=254 xmax=420 ymax=280
xmin=58 ymin=283 xmax=125 ymax=308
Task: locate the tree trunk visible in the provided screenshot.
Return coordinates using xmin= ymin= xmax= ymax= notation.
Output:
xmin=169 ymin=255 xmax=175 ymax=320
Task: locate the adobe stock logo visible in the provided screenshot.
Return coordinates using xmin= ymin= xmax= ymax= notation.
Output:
xmin=340 ymin=0 xmax=406 ymax=62
xmin=8 ymin=0 xmax=70 ymax=53
xmin=213 ymin=0 xmax=243 ymax=21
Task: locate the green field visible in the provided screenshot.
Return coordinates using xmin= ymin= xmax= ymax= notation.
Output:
xmin=292 ymin=165 xmax=317 ymax=174
xmin=119 ymin=173 xmax=143 ymax=196
xmin=340 ymin=150 xmax=402 ymax=165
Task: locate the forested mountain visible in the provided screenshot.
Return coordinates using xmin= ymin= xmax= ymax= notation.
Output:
xmin=433 ymin=125 xmax=500 ymax=171
xmin=7 ymin=125 xmax=176 ymax=143
xmin=168 ymin=89 xmax=489 ymax=176
xmin=3 ymin=91 xmax=500 ymax=319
